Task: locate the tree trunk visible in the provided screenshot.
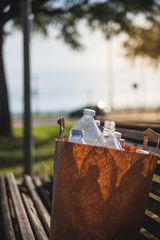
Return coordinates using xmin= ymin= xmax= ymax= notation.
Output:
xmin=0 ymin=26 xmax=12 ymax=136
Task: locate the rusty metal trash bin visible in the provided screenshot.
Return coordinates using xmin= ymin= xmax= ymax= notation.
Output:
xmin=50 ymin=127 xmax=159 ymax=240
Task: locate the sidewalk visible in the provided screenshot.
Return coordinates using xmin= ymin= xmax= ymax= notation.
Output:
xmin=12 ymin=110 xmax=160 ymax=128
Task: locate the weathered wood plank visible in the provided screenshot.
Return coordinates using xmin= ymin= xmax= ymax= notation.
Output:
xmin=41 ymin=176 xmax=53 ymax=200
xmin=151 ymin=181 xmax=160 ymax=197
xmin=33 ymin=176 xmax=52 ymax=213
xmin=155 ymin=164 xmax=160 ymax=176
xmin=0 ymin=176 xmax=16 ymax=240
xmin=117 ymin=128 xmax=144 ymax=142
xmin=6 ymin=173 xmax=35 ymax=240
xmin=142 ymin=214 xmax=160 ymax=239
xmin=0 ymin=194 xmax=4 ymax=239
xmin=147 ymin=195 xmax=160 ymax=217
xmin=24 ymin=175 xmax=50 ymax=237
xmin=22 ymin=192 xmax=48 ymax=240
xmin=133 ymin=232 xmax=151 ymax=240
xmin=116 ymin=122 xmax=160 ymax=133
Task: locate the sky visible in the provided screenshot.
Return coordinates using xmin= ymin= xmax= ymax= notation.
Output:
xmin=4 ymin=21 xmax=160 ymax=114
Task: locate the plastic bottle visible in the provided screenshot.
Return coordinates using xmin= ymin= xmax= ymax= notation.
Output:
xmin=136 ymin=149 xmax=149 ymax=155
xmin=69 ymin=109 xmax=105 ymax=146
xmin=68 ymin=129 xmax=86 ymax=144
xmin=102 ymin=120 xmax=120 ymax=150
xmin=95 ymin=120 xmax=101 ymax=129
xmin=115 ymin=131 xmax=122 ymax=150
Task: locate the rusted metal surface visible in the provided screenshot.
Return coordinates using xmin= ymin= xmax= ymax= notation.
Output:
xmin=50 ymin=140 xmax=159 ymax=240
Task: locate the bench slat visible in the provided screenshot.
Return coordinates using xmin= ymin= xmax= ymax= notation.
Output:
xmin=33 ymin=176 xmax=52 ymax=213
xmin=155 ymin=164 xmax=160 ymax=176
xmin=116 ymin=122 xmax=160 ymax=132
xmin=147 ymin=196 xmax=160 ymax=217
xmin=6 ymin=173 xmax=35 ymax=240
xmin=117 ymin=128 xmax=143 ymax=145
xmin=142 ymin=214 xmax=160 ymax=239
xmin=134 ymin=232 xmax=151 ymax=240
xmin=151 ymin=181 xmax=160 ymax=197
xmin=41 ymin=176 xmax=53 ymax=200
xmin=24 ymin=175 xmax=50 ymax=237
xmin=0 ymin=176 xmax=16 ymax=240
xmin=22 ymin=193 xmax=49 ymax=240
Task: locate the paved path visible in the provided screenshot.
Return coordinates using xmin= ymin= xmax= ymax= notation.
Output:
xmin=12 ymin=114 xmax=76 ymax=128
xmin=12 ymin=110 xmax=160 ymax=128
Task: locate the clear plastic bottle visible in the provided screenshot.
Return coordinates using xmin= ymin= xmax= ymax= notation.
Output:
xmin=115 ymin=131 xmax=122 ymax=150
xmin=68 ymin=129 xmax=86 ymax=144
xmin=95 ymin=120 xmax=101 ymax=129
xmin=102 ymin=120 xmax=120 ymax=150
xmin=69 ymin=109 xmax=105 ymax=146
xmin=136 ymin=149 xmax=149 ymax=155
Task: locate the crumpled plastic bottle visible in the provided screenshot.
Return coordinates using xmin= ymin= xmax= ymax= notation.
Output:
xmin=69 ymin=109 xmax=105 ymax=146
xmin=102 ymin=120 xmax=120 ymax=150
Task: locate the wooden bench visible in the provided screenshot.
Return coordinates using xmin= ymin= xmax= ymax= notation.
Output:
xmin=0 ymin=173 xmax=53 ymax=240
xmin=0 ymin=122 xmax=159 ymax=240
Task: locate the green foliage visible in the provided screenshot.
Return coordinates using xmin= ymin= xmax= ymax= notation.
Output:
xmin=124 ymin=24 xmax=160 ymax=65
xmin=0 ymin=123 xmax=73 ymax=180
xmin=1 ymin=0 xmax=160 ymax=59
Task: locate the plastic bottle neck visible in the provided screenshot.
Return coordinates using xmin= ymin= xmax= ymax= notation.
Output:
xmin=104 ymin=124 xmax=115 ymax=131
xmin=104 ymin=126 xmax=114 ymax=132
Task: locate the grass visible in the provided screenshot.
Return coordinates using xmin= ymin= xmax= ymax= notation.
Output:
xmin=0 ymin=123 xmax=73 ymax=180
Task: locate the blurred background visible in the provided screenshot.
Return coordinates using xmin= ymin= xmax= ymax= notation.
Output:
xmin=1 ymin=0 xmax=160 ymax=178
xmin=5 ymin=26 xmax=160 ymax=115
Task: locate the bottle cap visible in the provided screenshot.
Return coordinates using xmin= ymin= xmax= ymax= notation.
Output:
xmin=104 ymin=120 xmax=115 ymax=129
xmin=115 ymin=131 xmax=121 ymax=139
xmin=71 ymin=129 xmax=84 ymax=136
xmin=119 ymin=138 xmax=125 ymax=147
xmin=83 ymin=109 xmax=95 ymax=116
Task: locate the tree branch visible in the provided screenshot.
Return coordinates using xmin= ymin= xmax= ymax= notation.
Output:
xmin=32 ymin=0 xmax=88 ymax=16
